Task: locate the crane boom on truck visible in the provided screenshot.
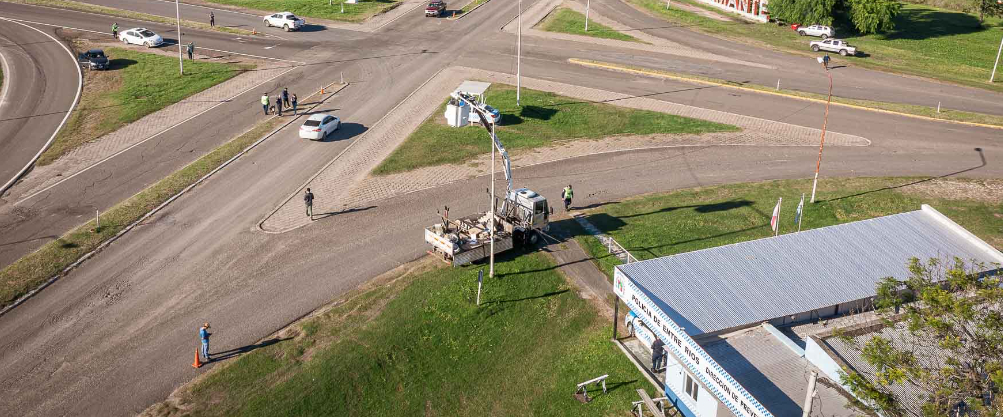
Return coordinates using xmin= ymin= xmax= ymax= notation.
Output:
xmin=424 ymin=91 xmax=551 ymax=266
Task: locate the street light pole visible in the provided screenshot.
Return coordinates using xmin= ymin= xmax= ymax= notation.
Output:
xmin=489 ymin=123 xmax=497 ymax=278
xmin=585 ymin=0 xmax=590 ymax=31
xmin=810 ymin=61 xmax=832 ymax=203
xmin=517 ymin=0 xmax=522 ymax=106
xmin=991 ymin=32 xmax=1003 ymax=83
xmin=175 ymin=0 xmax=184 ymax=75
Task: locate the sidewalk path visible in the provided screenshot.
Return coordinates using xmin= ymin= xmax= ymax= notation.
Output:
xmin=7 ymin=64 xmax=294 ymax=204
xmin=259 ymin=66 xmax=869 ymax=233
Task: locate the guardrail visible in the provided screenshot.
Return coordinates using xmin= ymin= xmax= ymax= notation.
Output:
xmin=599 ymin=235 xmax=638 ymax=264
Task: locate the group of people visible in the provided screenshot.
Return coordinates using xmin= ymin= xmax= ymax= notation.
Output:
xmin=261 ymin=88 xmax=299 ymax=116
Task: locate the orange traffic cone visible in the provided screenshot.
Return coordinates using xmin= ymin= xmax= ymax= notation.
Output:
xmin=320 ymin=85 xmax=325 ymax=95
xmin=252 ymin=27 xmax=257 ymax=35
xmin=192 ymin=348 xmax=203 ymax=368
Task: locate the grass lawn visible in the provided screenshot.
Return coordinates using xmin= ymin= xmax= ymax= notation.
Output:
xmin=203 ymin=0 xmax=401 ymax=23
xmin=38 ymin=47 xmax=244 ymax=166
xmin=575 ymin=177 xmax=1003 ymax=278
xmin=0 ymin=0 xmax=253 ymax=35
xmin=629 ymin=0 xmax=1003 ymax=92
xmin=144 ymin=253 xmax=654 ymax=416
xmin=0 ymin=115 xmax=285 ymax=310
xmin=539 ymin=7 xmax=642 ymax=42
xmin=572 ymin=59 xmax=1003 ymax=127
xmin=373 ymin=84 xmax=739 ymax=174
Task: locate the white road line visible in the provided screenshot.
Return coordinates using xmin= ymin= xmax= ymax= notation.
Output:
xmin=3 ymin=17 xmax=305 ymax=64
xmin=0 ymin=38 xmax=12 ymax=109
xmin=0 ymin=17 xmax=83 ymax=197
xmin=264 ymin=44 xmax=279 ymax=49
xmin=14 ymin=65 xmax=297 ymax=205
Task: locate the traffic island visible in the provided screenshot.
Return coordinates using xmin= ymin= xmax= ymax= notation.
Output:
xmin=142 ymin=253 xmax=657 ymax=416
xmin=539 ymin=6 xmax=642 ymax=42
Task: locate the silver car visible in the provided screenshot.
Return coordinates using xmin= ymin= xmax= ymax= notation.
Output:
xmin=810 ymin=39 xmax=856 ymax=56
xmin=264 ymin=12 xmax=306 ymax=32
xmin=299 ymin=114 xmax=340 ymax=140
xmin=119 ymin=28 xmax=163 ymax=48
xmin=797 ymin=24 xmax=834 ymax=39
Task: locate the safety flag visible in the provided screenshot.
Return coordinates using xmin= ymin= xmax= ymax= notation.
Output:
xmin=770 ymin=197 xmax=782 ymax=236
xmin=795 ymin=193 xmax=805 ymax=232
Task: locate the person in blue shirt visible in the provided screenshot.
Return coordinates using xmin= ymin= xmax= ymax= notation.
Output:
xmin=200 ymin=322 xmax=212 ymax=361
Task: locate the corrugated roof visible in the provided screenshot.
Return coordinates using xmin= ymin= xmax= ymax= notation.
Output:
xmin=617 ymin=205 xmax=1003 ymax=337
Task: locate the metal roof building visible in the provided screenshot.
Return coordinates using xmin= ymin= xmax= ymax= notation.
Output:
xmin=618 ymin=204 xmax=1003 ymax=338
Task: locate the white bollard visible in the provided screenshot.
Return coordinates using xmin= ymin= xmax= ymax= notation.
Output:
xmin=937 ymin=101 xmax=941 ymax=113
xmin=776 ymin=79 xmax=780 ymax=90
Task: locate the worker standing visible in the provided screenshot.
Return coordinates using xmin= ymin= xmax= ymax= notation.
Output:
xmin=187 ymin=42 xmax=195 ymax=61
xmin=112 ymin=22 xmax=119 ymax=39
xmin=651 ymin=337 xmax=665 ymax=373
xmin=209 ymin=11 xmax=215 ymax=27
xmin=199 ymin=322 xmax=212 ymax=362
xmin=261 ymin=93 xmax=270 ymax=115
xmin=562 ymin=184 xmax=574 ymax=211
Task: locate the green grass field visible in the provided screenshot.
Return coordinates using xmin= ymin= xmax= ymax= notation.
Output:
xmin=576 ymin=177 xmax=1003 ymax=278
xmin=630 ymin=0 xmax=1003 ymax=92
xmin=38 ymin=47 xmax=243 ymax=166
xmin=539 ymin=7 xmax=641 ymax=42
xmin=145 ymin=253 xmax=655 ymax=416
xmin=373 ymin=84 xmax=738 ymax=174
xmin=204 ymin=0 xmax=401 ymax=23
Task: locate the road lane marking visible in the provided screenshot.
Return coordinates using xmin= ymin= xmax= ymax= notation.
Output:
xmin=14 ymin=64 xmax=297 ymax=205
xmin=0 ymin=17 xmax=83 ymax=197
xmin=264 ymin=44 xmax=280 ymax=49
xmin=0 ymin=37 xmax=11 ymax=108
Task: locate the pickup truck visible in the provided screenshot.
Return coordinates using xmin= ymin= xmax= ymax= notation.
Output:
xmin=810 ymin=39 xmax=856 ymax=56
xmin=78 ymin=49 xmax=109 ymax=70
xmin=796 ymin=24 xmax=834 ymax=39
xmin=425 ymin=1 xmax=446 ymax=17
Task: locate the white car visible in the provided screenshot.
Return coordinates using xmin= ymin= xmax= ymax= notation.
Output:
xmin=119 ymin=28 xmax=163 ymax=48
xmin=797 ymin=24 xmax=834 ymax=39
xmin=264 ymin=12 xmax=305 ymax=32
xmin=299 ymin=114 xmax=340 ymax=140
xmin=468 ymin=104 xmax=501 ymax=125
xmin=810 ymin=39 xmax=856 ymax=56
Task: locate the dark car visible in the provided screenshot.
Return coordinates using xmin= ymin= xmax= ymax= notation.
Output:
xmin=425 ymin=1 xmax=446 ymax=17
xmin=78 ymin=49 xmax=109 ymax=70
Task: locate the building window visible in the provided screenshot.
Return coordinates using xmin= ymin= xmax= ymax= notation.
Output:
xmin=684 ymin=374 xmax=699 ymax=402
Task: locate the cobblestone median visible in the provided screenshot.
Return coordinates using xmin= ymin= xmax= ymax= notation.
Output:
xmin=258 ymin=66 xmax=869 ymax=233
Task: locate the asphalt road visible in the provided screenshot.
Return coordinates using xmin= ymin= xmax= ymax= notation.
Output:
xmin=0 ymin=0 xmax=1000 ymax=415
xmin=0 ymin=17 xmax=80 ymax=194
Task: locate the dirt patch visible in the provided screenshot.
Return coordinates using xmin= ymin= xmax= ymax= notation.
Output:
xmin=896 ymin=178 xmax=1003 ymax=204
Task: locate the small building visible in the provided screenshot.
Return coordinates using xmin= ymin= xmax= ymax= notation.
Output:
xmin=612 ymin=205 xmax=1003 ymax=416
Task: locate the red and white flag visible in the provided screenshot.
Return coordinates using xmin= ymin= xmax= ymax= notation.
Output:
xmin=770 ymin=197 xmax=782 ymax=235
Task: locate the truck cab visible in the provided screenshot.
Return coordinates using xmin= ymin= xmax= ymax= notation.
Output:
xmin=500 ymin=188 xmax=550 ymax=245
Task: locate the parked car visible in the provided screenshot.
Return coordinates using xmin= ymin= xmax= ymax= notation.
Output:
xmin=299 ymin=114 xmax=340 ymax=140
xmin=810 ymin=39 xmax=856 ymax=56
xmin=425 ymin=1 xmax=446 ymax=17
xmin=468 ymin=103 xmax=500 ymax=125
xmin=797 ymin=24 xmax=834 ymax=39
xmin=77 ymin=49 xmax=109 ymax=70
xmin=264 ymin=12 xmax=305 ymax=31
xmin=119 ymin=28 xmax=163 ymax=47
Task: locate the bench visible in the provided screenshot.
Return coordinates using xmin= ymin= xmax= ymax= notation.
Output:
xmin=574 ymin=374 xmax=609 ymax=402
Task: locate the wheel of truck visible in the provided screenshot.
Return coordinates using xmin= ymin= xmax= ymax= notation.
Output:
xmin=798 ymin=30 xmax=805 ymax=36
xmin=811 ymin=45 xmax=820 ymax=52
xmin=839 ymin=49 xmax=848 ymax=56
xmin=283 ymin=24 xmax=291 ymax=32
xmin=821 ymin=34 xmax=828 ymax=40
xmin=527 ymin=231 xmax=540 ymax=246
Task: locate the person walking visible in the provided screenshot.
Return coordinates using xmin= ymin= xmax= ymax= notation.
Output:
xmin=112 ymin=22 xmax=119 ymax=39
xmin=823 ymin=54 xmax=830 ymax=70
xmin=209 ymin=11 xmax=215 ymax=27
xmin=261 ymin=93 xmax=270 ymax=115
xmin=275 ymin=95 xmax=283 ymax=116
xmin=562 ymin=184 xmax=574 ymax=211
xmin=187 ymin=41 xmax=195 ymax=60
xmin=199 ymin=322 xmax=212 ymax=362
xmin=282 ymin=88 xmax=290 ymax=108
xmin=291 ymin=94 xmax=298 ymax=116
xmin=304 ymin=188 xmax=314 ymax=220
xmin=651 ymin=337 xmax=665 ymax=373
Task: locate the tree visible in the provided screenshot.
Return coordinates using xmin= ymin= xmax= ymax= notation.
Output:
xmin=972 ymin=0 xmax=1003 ymax=23
xmin=846 ymin=0 xmax=902 ymax=34
xmin=840 ymin=257 xmax=1003 ymax=416
xmin=765 ymin=0 xmax=837 ymax=26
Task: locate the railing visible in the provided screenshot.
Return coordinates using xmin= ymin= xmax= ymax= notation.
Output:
xmin=599 ymin=235 xmax=638 ymax=264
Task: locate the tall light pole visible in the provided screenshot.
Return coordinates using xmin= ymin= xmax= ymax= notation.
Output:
xmin=585 ymin=0 xmax=590 ymax=31
xmin=489 ymin=122 xmax=497 ymax=277
xmin=175 ymin=0 xmax=184 ymax=75
xmin=516 ymin=0 xmax=522 ymax=106
xmin=991 ymin=31 xmax=1003 ymax=82
xmin=810 ymin=58 xmax=832 ymax=203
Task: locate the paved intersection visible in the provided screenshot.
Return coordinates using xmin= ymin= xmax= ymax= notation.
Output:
xmin=0 ymin=0 xmax=1000 ymax=415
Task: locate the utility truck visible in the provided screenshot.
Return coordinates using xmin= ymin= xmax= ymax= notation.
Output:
xmin=424 ymin=92 xmax=552 ymax=266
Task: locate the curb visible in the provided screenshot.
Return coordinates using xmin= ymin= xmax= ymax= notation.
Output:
xmin=0 ymin=82 xmax=349 ymax=318
xmin=570 ymin=58 xmax=1003 ymax=131
xmin=447 ymin=0 xmax=491 ymax=20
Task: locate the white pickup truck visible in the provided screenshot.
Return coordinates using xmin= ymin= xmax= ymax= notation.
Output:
xmin=796 ymin=24 xmax=834 ymax=39
xmin=810 ymin=39 xmax=856 ymax=56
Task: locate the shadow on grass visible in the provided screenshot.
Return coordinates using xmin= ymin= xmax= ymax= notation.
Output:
xmin=866 ymin=6 xmax=984 ymax=41
xmin=483 ymin=289 xmax=569 ymax=305
xmin=617 ymin=199 xmax=754 ymax=220
xmin=107 ymin=58 xmax=138 ymax=70
xmin=520 ymin=105 xmax=559 ymax=121
xmin=822 ymin=147 xmax=986 ymax=203
xmin=210 ymin=337 xmax=291 ymax=362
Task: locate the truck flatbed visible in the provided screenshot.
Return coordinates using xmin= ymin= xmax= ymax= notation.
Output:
xmin=425 ymin=213 xmax=513 ymax=266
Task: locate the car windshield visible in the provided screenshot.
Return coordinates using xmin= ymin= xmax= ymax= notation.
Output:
xmin=428 ymin=2 xmax=440 ymax=6
xmin=286 ymin=14 xmax=298 ymax=19
xmin=139 ymin=30 xmax=156 ymax=37
xmin=304 ymin=120 xmax=321 ymax=127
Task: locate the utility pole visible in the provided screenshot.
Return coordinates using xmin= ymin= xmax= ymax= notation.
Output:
xmin=585 ymin=0 xmax=590 ymax=31
xmin=517 ymin=0 xmax=522 ymax=106
xmin=810 ymin=59 xmax=832 ymax=203
xmin=175 ymin=0 xmax=184 ymax=75
xmin=992 ymin=31 xmax=1003 ymax=82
